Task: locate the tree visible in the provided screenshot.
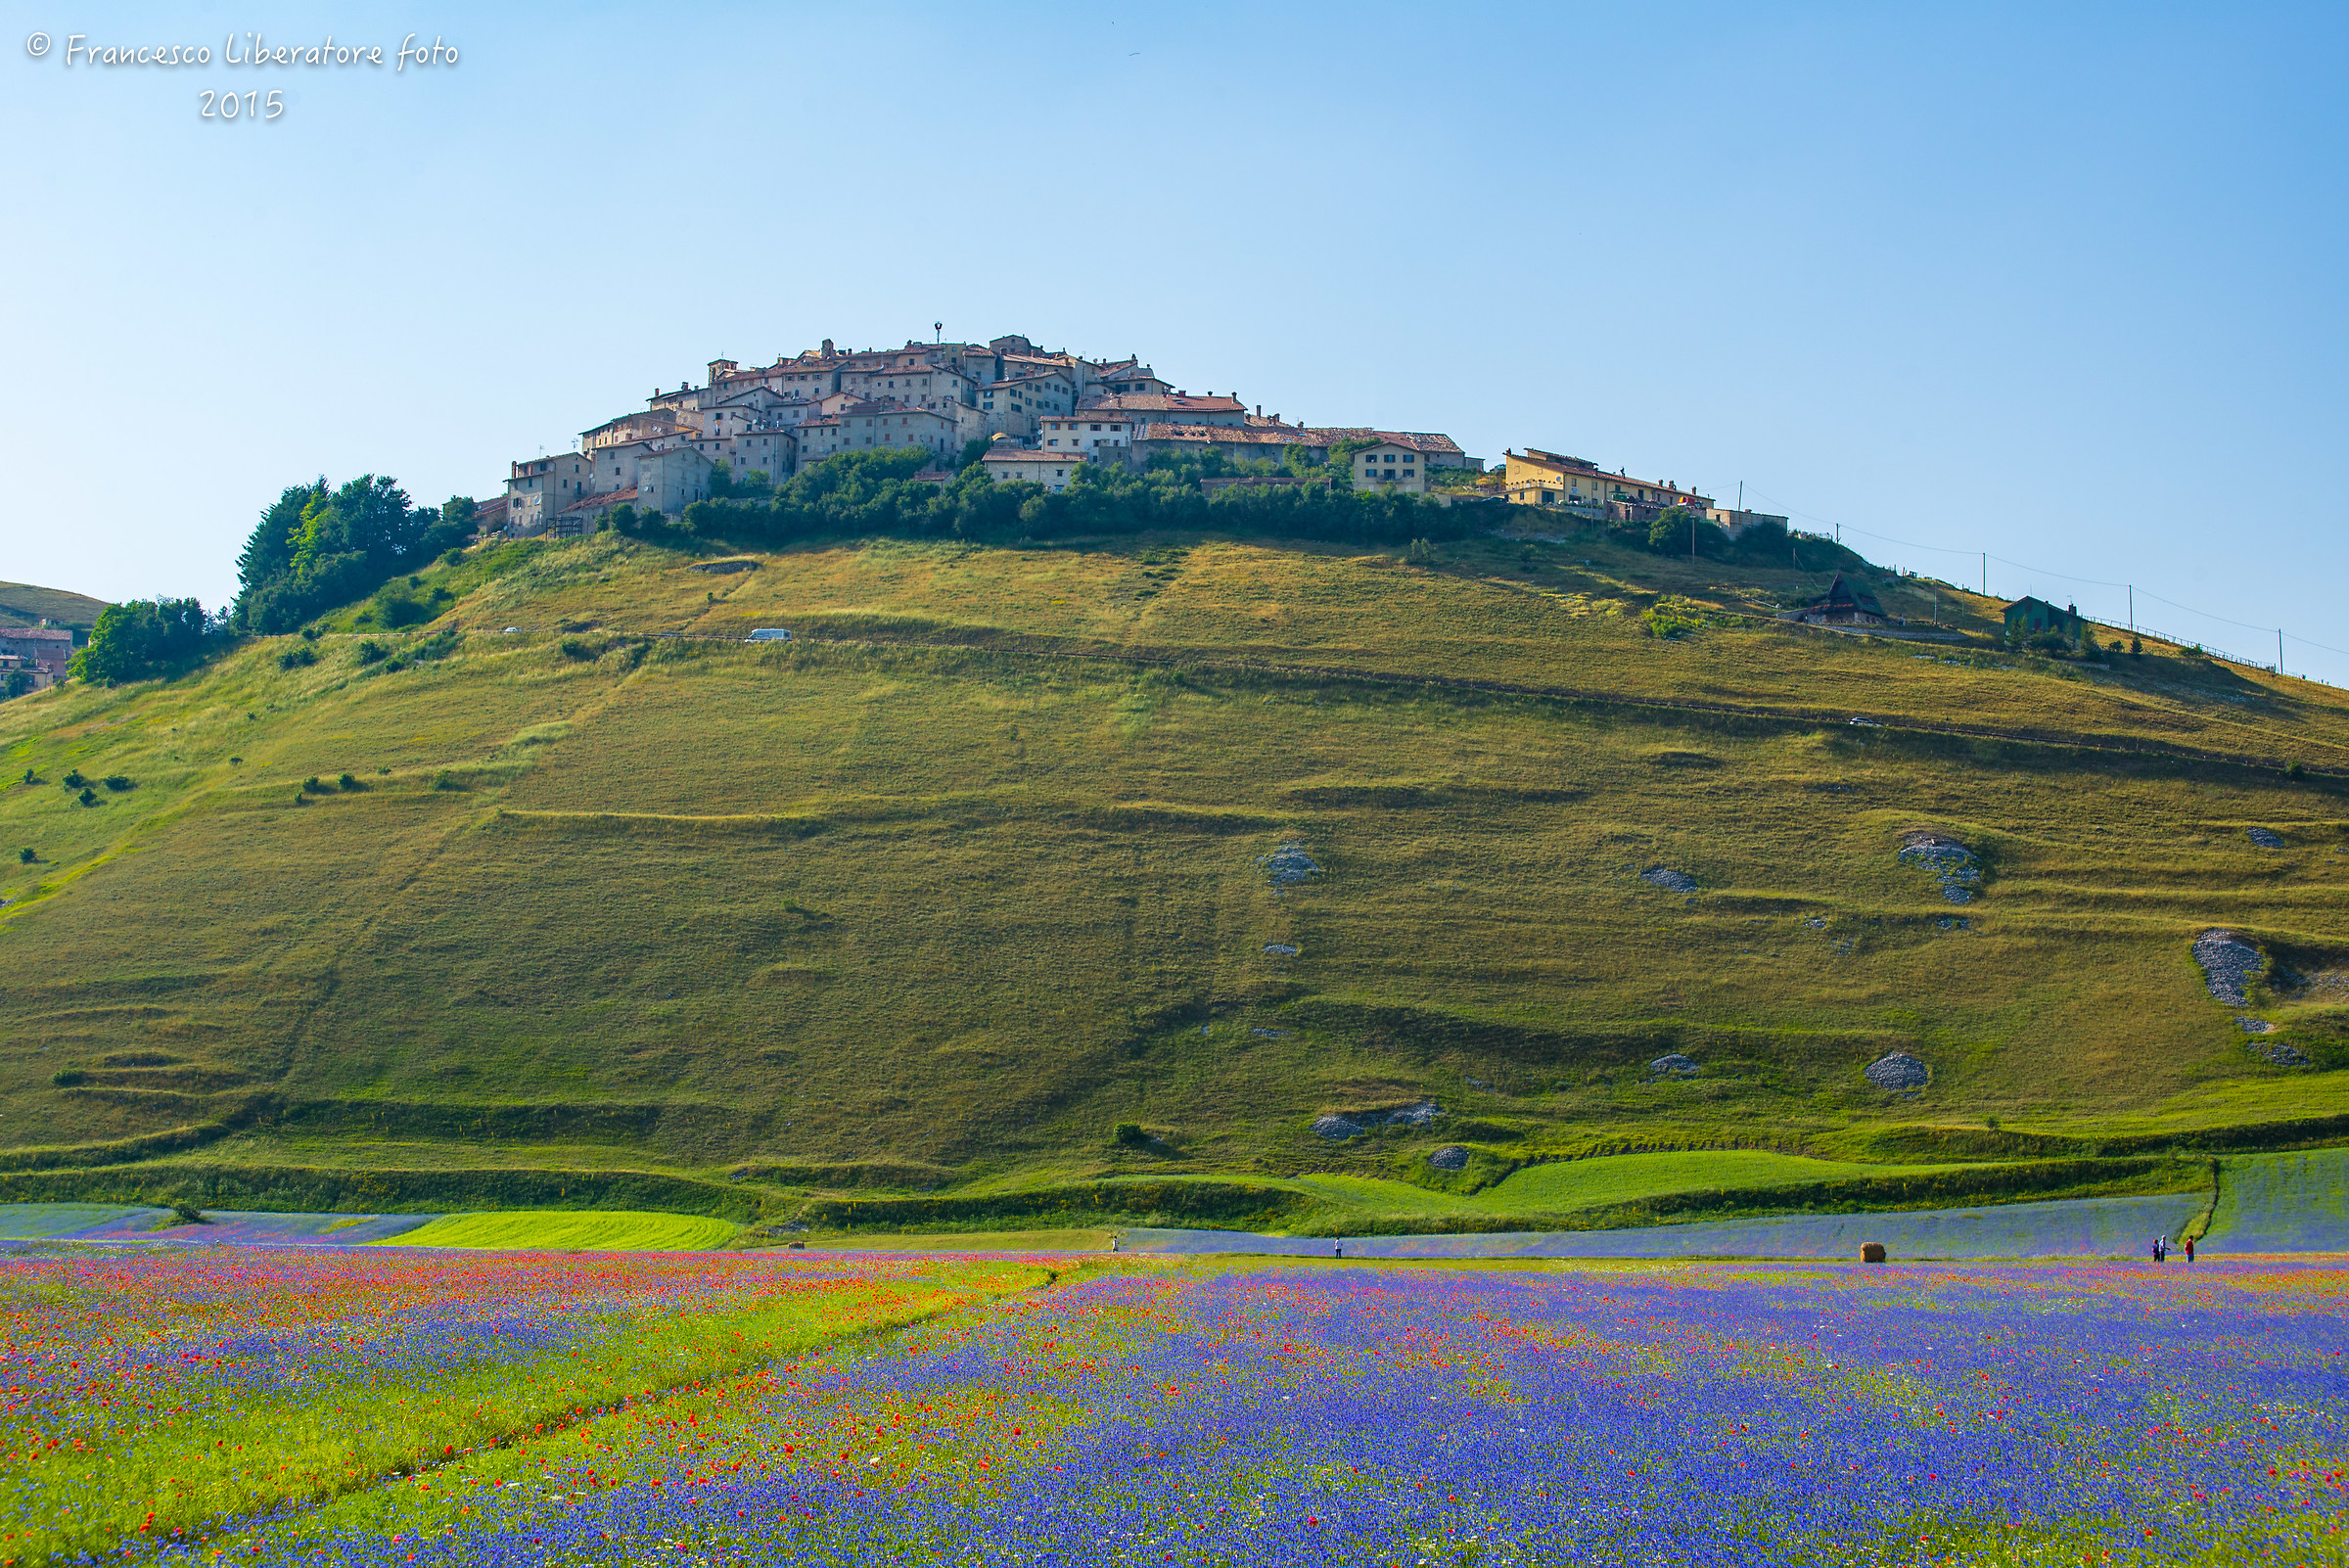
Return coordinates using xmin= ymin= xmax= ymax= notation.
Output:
xmin=1323 ymin=438 xmax=1380 ymax=489
xmin=70 ymin=597 xmax=213 ymax=684
xmin=234 ymin=480 xmax=327 ymax=620
xmin=234 ymin=474 xmax=467 ymax=634
xmin=2 ymin=670 xmax=28 ymax=700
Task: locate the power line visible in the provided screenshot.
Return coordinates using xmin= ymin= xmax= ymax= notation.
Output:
xmin=1739 ymin=485 xmax=2344 ymax=667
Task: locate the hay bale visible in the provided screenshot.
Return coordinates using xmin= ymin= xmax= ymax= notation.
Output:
xmin=1861 ymin=1241 xmax=1887 ymax=1264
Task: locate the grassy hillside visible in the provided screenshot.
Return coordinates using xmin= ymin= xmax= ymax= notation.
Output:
xmin=1 ymin=523 xmax=2343 ymax=1232
xmin=0 ymin=579 xmax=106 ymax=630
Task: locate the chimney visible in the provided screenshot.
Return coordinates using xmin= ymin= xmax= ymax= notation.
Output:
xmin=1256 ymin=404 xmax=1262 ymax=416
xmin=822 ymin=339 xmax=834 ymax=354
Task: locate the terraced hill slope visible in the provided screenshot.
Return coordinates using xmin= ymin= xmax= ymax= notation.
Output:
xmin=0 ymin=526 xmax=2343 ymax=1230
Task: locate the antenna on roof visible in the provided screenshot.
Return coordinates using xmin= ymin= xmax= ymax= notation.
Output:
xmin=935 ymin=321 xmax=943 ymax=343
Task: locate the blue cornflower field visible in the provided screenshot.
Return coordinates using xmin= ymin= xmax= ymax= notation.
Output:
xmin=0 ymin=1249 xmax=2340 ymax=1565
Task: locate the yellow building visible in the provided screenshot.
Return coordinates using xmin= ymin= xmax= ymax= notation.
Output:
xmin=1503 ymin=448 xmax=1710 ymax=515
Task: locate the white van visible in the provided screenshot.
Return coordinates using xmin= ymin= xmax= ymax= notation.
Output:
xmin=746 ymin=628 xmax=793 ymax=642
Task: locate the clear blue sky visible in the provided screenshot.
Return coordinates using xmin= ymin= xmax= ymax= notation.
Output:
xmin=5 ymin=2 xmax=2343 ymax=680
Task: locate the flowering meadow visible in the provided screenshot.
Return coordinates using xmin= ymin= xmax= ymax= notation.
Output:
xmin=1 ymin=1249 xmax=2343 ymax=1567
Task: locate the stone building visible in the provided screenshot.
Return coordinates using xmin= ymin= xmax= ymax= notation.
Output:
xmin=504 ymin=452 xmax=599 ymax=537
xmin=981 ymin=446 xmax=1088 ymax=491
xmin=636 ymin=446 xmax=714 ymax=519
xmin=1503 ymin=449 xmax=1710 ymax=519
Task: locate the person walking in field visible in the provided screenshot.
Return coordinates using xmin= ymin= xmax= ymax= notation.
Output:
xmin=2152 ymin=1236 xmax=2167 ymax=1263
xmin=2186 ymin=1235 xmax=2195 ymax=1263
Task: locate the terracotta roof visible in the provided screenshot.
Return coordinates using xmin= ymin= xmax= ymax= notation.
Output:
xmin=1508 ymin=448 xmax=1704 ymax=500
xmin=1136 ymin=423 xmax=1332 ymax=446
xmin=1081 ymin=392 xmax=1245 ymax=416
xmin=1310 ymin=429 xmax=1466 ymax=456
xmin=981 ymin=447 xmax=1081 ymax=465
xmin=557 ymin=487 xmax=638 ymax=516
xmin=582 ymin=413 xmax=689 ymax=436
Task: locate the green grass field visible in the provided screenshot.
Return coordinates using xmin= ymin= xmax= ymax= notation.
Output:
xmin=378 ymin=1210 xmax=739 ymax=1251
xmin=1 ymin=524 xmax=2343 ymax=1229
xmin=797 ymin=1227 xmax=1114 ymax=1252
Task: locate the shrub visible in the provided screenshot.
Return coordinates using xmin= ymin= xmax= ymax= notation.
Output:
xmin=102 ymin=775 xmax=133 ymax=792
xmin=1641 ymin=599 xmax=1707 ymax=639
xmin=164 ymin=1198 xmax=207 ymax=1225
xmin=558 ymin=637 xmax=596 ymax=662
xmin=50 ymin=1069 xmax=87 ymax=1086
xmin=17 ymin=848 xmax=33 ymax=864
xmin=440 ymin=547 xmax=465 ymax=567
xmin=433 ymin=771 xmax=463 ymax=791
xmin=299 ymin=625 xmax=322 ymax=642
xmin=76 ymin=787 xmax=96 ymax=807
xmin=61 ymin=770 xmax=85 ymax=789
xmin=19 ymin=768 xmax=31 ymax=785
xmin=409 ymin=628 xmax=464 ymax=664
xmin=2287 ymin=761 xmax=2306 ymax=781
xmin=1113 ymin=1122 xmax=1149 ymax=1147
xmin=371 ymin=588 xmax=431 ymax=628
xmin=2131 ymin=638 xmax=2142 ymax=655
xmin=277 ymin=645 xmax=318 ymax=671
xmin=338 ymin=772 xmax=359 ymax=791
xmin=302 ymin=775 xmax=324 ymax=793
xmin=354 ymin=640 xmax=389 ymax=666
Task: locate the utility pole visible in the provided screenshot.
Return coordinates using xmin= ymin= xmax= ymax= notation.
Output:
xmin=2129 ymin=584 xmax=2134 ymax=631
xmin=2279 ymin=628 xmax=2285 ymax=675
xmin=1981 ymin=553 xmax=1987 ymax=597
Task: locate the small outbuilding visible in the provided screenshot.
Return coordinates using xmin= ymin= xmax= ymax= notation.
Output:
xmin=2003 ymin=596 xmax=2084 ymax=641
xmin=1793 ymin=573 xmax=1888 ymax=627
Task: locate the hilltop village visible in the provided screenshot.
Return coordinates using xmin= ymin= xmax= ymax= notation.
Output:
xmin=484 ymin=331 xmax=1792 ymax=546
